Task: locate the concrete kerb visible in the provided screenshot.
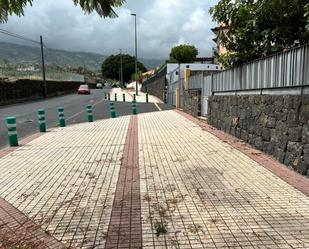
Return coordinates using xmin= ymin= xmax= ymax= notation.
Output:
xmin=6 ymin=116 xmax=18 ymax=147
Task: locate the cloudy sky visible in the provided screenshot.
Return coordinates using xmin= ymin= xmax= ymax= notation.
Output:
xmin=0 ymin=0 xmax=219 ymax=60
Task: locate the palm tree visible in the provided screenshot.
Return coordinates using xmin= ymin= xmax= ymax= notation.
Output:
xmin=0 ymin=0 xmax=125 ymax=23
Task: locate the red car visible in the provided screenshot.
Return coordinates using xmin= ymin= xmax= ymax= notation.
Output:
xmin=78 ymin=85 xmax=91 ymax=95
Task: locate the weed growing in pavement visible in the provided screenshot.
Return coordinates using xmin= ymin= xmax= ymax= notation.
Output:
xmin=154 ymin=220 xmax=168 ymax=237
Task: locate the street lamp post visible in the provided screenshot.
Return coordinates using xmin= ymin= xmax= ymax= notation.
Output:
xmin=119 ymin=48 xmax=123 ymax=87
xmin=40 ymin=35 xmax=47 ymax=98
xmin=131 ymin=13 xmax=138 ymax=95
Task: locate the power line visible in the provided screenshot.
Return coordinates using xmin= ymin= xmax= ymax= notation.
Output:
xmin=0 ymin=29 xmax=41 ymax=45
xmin=0 ymin=29 xmax=48 ymax=98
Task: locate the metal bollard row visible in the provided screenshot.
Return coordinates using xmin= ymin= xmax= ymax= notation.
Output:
xmin=5 ymin=99 xmax=125 ymax=147
xmin=132 ymin=100 xmax=137 ymax=115
xmin=87 ymin=104 xmax=94 ymax=122
xmin=110 ymin=102 xmax=116 ymax=118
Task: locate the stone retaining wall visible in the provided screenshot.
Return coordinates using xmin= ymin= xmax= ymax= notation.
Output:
xmin=141 ymin=66 xmax=167 ymax=102
xmin=184 ymin=90 xmax=201 ymax=117
xmin=0 ymin=79 xmax=82 ymax=105
xmin=208 ymin=95 xmax=309 ymax=176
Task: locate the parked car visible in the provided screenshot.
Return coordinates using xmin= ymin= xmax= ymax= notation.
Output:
xmin=96 ymin=83 xmax=103 ymax=89
xmin=78 ymin=85 xmax=91 ymax=94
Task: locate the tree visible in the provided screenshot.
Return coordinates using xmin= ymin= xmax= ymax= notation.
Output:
xmin=169 ymin=44 xmax=198 ymax=63
xmin=210 ymin=0 xmax=309 ymax=67
xmin=101 ymin=54 xmax=147 ymax=83
xmin=0 ymin=0 xmax=125 ymax=23
xmin=306 ymin=3 xmax=309 ymax=30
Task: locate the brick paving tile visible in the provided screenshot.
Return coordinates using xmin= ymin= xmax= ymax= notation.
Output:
xmin=0 ymin=197 xmax=66 ymax=248
xmin=0 ymin=117 xmax=130 ymax=248
xmin=176 ymin=110 xmax=309 ymax=197
xmin=138 ymin=110 xmax=309 ymax=249
xmin=105 ymin=115 xmax=142 ymax=249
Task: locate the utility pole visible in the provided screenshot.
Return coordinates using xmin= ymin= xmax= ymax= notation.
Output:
xmin=40 ymin=35 xmax=47 ymax=98
xmin=119 ymin=49 xmax=123 ymax=87
xmin=131 ymin=13 xmax=138 ymax=95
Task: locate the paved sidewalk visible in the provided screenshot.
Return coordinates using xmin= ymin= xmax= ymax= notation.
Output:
xmin=105 ymin=88 xmax=163 ymax=104
xmin=0 ymin=110 xmax=308 ymax=248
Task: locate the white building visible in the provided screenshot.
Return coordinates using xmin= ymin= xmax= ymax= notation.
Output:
xmin=166 ymin=63 xmax=222 ymax=85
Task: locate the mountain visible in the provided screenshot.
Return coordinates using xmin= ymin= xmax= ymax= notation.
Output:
xmin=0 ymin=42 xmax=164 ymax=70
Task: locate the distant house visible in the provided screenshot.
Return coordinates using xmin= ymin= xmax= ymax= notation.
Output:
xmin=166 ymin=63 xmax=222 ymax=87
xmin=17 ymin=66 xmax=39 ymax=72
xmin=211 ymin=23 xmax=229 ymax=59
xmin=193 ymin=57 xmax=215 ymax=64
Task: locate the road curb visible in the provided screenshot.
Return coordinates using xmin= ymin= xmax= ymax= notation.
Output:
xmin=0 ymin=132 xmax=43 ymax=159
xmin=175 ymin=109 xmax=309 ymax=197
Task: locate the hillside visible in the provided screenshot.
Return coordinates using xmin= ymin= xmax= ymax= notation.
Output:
xmin=0 ymin=42 xmax=164 ymax=70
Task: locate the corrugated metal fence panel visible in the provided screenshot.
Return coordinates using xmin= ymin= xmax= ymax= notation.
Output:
xmin=305 ymin=46 xmax=309 ymax=85
xmin=189 ymin=73 xmax=203 ymax=89
xmin=210 ymin=44 xmax=309 ymax=92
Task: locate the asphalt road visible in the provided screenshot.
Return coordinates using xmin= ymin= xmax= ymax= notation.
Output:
xmin=0 ymin=89 xmax=174 ymax=148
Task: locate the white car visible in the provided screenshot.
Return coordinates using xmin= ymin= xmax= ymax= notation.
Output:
xmin=96 ymin=83 xmax=103 ymax=89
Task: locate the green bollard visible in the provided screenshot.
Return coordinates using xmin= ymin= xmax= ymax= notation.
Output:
xmin=38 ymin=108 xmax=46 ymax=132
xmin=123 ymin=93 xmax=126 ymax=102
xmin=146 ymin=93 xmax=149 ymax=103
xmin=108 ymin=93 xmax=110 ymax=101
xmin=132 ymin=101 xmax=137 ymax=115
xmin=87 ymin=104 xmax=94 ymax=122
xmin=133 ymin=94 xmax=136 ymax=102
xmin=114 ymin=93 xmax=117 ymax=102
xmin=109 ymin=102 xmax=116 ymax=118
xmin=6 ymin=116 xmax=18 ymax=147
xmin=58 ymin=107 xmax=66 ymax=127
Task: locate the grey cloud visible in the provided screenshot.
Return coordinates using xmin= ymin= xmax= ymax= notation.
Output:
xmin=0 ymin=0 xmax=219 ymax=59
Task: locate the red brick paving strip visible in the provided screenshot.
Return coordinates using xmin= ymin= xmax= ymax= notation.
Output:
xmin=105 ymin=116 xmax=142 ymax=249
xmin=0 ymin=197 xmax=67 ymax=249
xmin=0 ymin=132 xmax=69 ymax=248
xmin=176 ymin=110 xmax=309 ymax=197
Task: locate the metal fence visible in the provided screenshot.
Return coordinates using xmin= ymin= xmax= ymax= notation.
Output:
xmin=186 ymin=44 xmax=309 ymax=116
xmin=211 ymin=44 xmax=309 ymax=93
xmin=167 ymin=66 xmax=185 ymax=107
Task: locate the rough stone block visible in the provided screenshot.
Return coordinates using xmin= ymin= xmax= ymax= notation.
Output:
xmin=299 ymin=100 xmax=309 ymax=124
xmin=304 ymin=145 xmax=309 ymax=164
xmin=284 ymin=96 xmax=293 ymax=109
xmin=263 ymin=142 xmax=274 ymax=155
xmin=236 ymin=128 xmax=241 ymax=138
xmin=262 ymin=129 xmax=271 ymax=141
xmin=287 ymin=142 xmax=303 ymax=157
xmin=266 ymin=117 xmax=277 ymax=128
xmin=241 ymin=130 xmax=248 ymax=142
xmin=297 ymin=160 xmax=308 ymax=175
xmin=255 ymin=136 xmax=263 ymax=150
xmin=287 ymin=110 xmax=298 ymax=127
xmin=248 ymin=134 xmax=255 ymax=145
xmin=278 ymin=135 xmax=288 ymax=150
xmin=275 ymin=147 xmax=286 ymax=163
xmin=288 ymin=127 xmax=302 ymax=142
xmin=284 ymin=152 xmax=295 ymax=166
xmin=302 ymin=125 xmax=309 ymax=144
